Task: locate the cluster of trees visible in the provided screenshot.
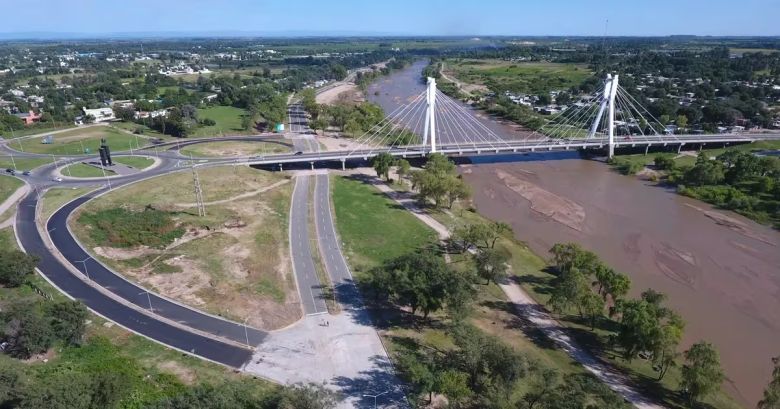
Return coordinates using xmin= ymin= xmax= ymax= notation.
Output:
xmin=0 ymin=343 xmax=338 ymax=409
xmin=548 ymin=243 xmax=631 ymax=329
xmin=363 ymin=249 xmax=475 ymax=319
xmin=661 ymin=150 xmax=780 ymax=227
xmin=399 ymin=323 xmax=629 ymax=409
xmin=405 ymin=154 xmax=471 ymax=209
xmin=0 ymin=246 xmax=88 ymax=360
xmin=360 ymin=235 xmax=628 ymax=408
xmin=546 ymin=242 xmax=731 ymax=405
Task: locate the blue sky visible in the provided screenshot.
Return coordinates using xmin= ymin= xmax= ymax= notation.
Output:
xmin=3 ymin=0 xmax=778 ymax=36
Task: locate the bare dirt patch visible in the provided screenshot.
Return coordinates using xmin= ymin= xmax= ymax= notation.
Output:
xmin=72 ymin=167 xmax=302 ymax=330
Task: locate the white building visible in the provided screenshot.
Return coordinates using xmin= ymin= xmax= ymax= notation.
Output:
xmin=82 ymin=107 xmax=115 ymax=122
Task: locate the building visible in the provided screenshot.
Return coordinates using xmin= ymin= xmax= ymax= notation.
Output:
xmin=13 ymin=110 xmax=42 ymax=125
xmin=134 ymin=109 xmax=168 ymax=120
xmin=82 ymin=107 xmax=115 ymax=122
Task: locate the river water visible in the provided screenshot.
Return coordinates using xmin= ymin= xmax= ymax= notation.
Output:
xmin=369 ymin=61 xmax=780 ymax=406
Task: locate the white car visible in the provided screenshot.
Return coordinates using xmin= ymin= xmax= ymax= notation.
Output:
xmin=52 ymin=177 xmax=63 ymax=182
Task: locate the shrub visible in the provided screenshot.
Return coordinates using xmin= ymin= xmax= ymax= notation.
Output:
xmin=78 ymin=207 xmax=184 ymax=248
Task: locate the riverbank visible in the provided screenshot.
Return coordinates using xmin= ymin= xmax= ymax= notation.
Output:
xmin=461 ymin=157 xmax=780 ymax=406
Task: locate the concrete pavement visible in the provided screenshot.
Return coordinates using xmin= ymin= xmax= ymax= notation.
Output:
xmin=246 ymin=171 xmax=407 ymax=409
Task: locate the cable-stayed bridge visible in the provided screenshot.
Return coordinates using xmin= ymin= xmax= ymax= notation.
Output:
xmin=245 ymin=75 xmax=780 ymax=169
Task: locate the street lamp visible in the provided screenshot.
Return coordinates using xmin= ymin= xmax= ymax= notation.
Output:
xmin=76 ymin=256 xmax=92 ymax=280
xmin=362 ymin=391 xmax=387 ymax=409
xmin=243 ymin=317 xmax=251 ymax=348
xmin=139 ymin=291 xmax=154 ymax=313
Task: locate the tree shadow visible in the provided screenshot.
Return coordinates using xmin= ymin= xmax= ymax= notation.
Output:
xmin=331 ymin=355 xmax=410 ymax=408
xmin=511 ymin=274 xmax=553 ymax=296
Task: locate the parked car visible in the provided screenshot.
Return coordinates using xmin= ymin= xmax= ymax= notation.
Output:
xmin=52 ymin=177 xmax=63 ymax=182
xmin=4 ymin=168 xmax=13 ymax=173
xmin=22 ymin=171 xmax=31 ymax=176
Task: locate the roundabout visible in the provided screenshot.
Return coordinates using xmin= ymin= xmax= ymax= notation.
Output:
xmin=2 ymin=133 xmax=406 ymax=408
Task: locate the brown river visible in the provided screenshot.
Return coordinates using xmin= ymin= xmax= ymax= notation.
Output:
xmin=369 ymin=61 xmax=780 ymax=406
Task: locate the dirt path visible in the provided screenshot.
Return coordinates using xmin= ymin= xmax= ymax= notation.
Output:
xmin=356 ymin=169 xmax=664 ymax=409
xmin=173 ymin=179 xmax=289 ymax=207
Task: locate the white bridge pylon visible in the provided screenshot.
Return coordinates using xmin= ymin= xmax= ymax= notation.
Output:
xmin=422 ymin=77 xmax=437 ymax=153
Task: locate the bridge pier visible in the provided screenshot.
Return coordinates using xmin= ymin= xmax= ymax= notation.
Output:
xmin=278 ymin=163 xmax=283 ymax=172
xmin=645 ymin=145 xmax=649 ymax=155
xmin=310 ymin=161 xmax=314 ymax=170
xmin=341 ymin=158 xmax=346 ymax=171
xmin=677 ymin=144 xmax=683 ymax=153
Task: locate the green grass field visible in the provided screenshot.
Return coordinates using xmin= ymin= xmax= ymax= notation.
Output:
xmin=16 ymin=126 xmax=141 ymax=155
xmin=331 ymin=174 xmax=594 ymax=401
xmin=40 ymin=186 xmax=97 ymax=220
xmin=0 ymin=123 xmax=75 ymax=139
xmin=446 ymin=59 xmax=592 ymax=95
xmin=0 ymin=174 xmax=23 ymax=204
xmin=113 ymin=155 xmax=155 ymax=169
xmin=61 ymin=163 xmax=117 ymax=178
xmin=331 ymin=175 xmax=437 ymax=272
xmin=0 ymin=156 xmax=50 ymax=171
xmin=191 ymin=106 xmax=250 ymax=137
xmin=110 ymin=122 xmax=169 ymax=140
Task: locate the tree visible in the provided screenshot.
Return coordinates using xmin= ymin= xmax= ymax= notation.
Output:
xmin=398 ymin=354 xmax=436 ymax=404
xmin=395 ymin=158 xmax=411 ymax=182
xmin=445 ymin=176 xmax=471 ymax=209
xmin=580 ymin=291 xmax=605 ymax=329
xmin=474 ymin=247 xmax=510 ymax=285
xmin=0 ymin=250 xmax=39 ymax=288
xmin=371 ymin=152 xmax=394 ymax=181
xmin=548 ymin=243 xmax=599 ymax=275
xmin=2 ymin=302 xmax=55 ymax=359
xmin=452 ymin=222 xmax=511 ymax=252
xmin=654 ymin=155 xmax=676 ymax=171
xmin=49 ymin=301 xmax=88 ymax=346
xmin=680 ymin=341 xmax=725 ymax=406
xmin=279 ymin=383 xmax=339 ymax=409
xmin=758 ymin=356 xmax=780 ymax=409
xmin=549 ymin=268 xmax=589 ymax=316
xmin=676 ymin=114 xmax=689 ymax=131
xmin=614 ymin=298 xmax=659 ymax=361
xmin=451 ymin=325 xmax=529 ymax=396
xmin=371 ymin=250 xmax=464 ymax=318
xmin=652 ymin=312 xmax=685 ymax=381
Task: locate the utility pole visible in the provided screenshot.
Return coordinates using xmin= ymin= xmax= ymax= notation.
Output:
xmin=190 ymin=155 xmax=206 ymax=217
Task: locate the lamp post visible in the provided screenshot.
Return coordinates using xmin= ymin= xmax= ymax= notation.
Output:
xmin=243 ymin=317 xmax=251 ymax=348
xmin=362 ymin=391 xmax=387 ymax=409
xmin=76 ymin=256 xmax=92 ymax=280
xmin=139 ymin=291 xmax=154 ymax=313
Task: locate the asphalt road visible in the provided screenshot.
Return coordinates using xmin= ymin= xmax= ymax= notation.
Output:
xmin=15 ymin=186 xmax=255 ymax=367
xmin=289 ymin=175 xmax=328 ymax=315
xmin=45 ymin=188 xmax=268 ymax=346
xmin=287 ymin=103 xmax=311 ymax=134
xmin=313 ymin=174 xmax=356 ymax=300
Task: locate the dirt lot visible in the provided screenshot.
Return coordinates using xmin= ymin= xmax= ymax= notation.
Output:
xmin=316 ymin=83 xmax=363 ymax=105
xmin=180 ymin=140 xmax=291 ymax=157
xmin=70 ymin=166 xmax=301 ymax=330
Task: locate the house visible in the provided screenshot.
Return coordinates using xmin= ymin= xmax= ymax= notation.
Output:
xmin=82 ymin=107 xmax=115 ymax=122
xmin=13 ymin=110 xmax=42 ymax=125
xmin=134 ymin=109 xmax=168 ymax=120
